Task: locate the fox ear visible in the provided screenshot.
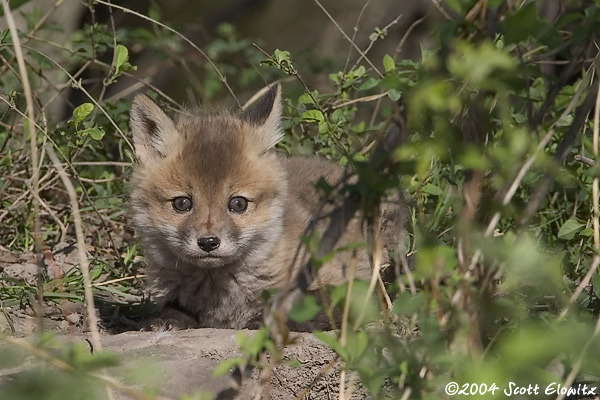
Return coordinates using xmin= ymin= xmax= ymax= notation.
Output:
xmin=241 ymin=84 xmax=283 ymax=151
xmin=130 ymin=95 xmax=177 ymax=164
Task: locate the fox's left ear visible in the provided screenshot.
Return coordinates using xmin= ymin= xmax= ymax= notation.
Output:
xmin=130 ymin=94 xmax=178 ymax=165
xmin=241 ymin=84 xmax=283 ymax=151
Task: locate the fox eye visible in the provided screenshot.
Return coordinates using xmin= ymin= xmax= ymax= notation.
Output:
xmin=228 ymin=196 xmax=248 ymax=213
xmin=172 ymin=196 xmax=192 ymax=213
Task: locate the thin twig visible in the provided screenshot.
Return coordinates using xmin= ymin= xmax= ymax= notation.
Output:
xmin=93 ymin=275 xmax=146 ymax=287
xmin=429 ymin=0 xmax=453 ymax=20
xmin=93 ymin=0 xmax=241 ymax=108
xmin=574 ymin=154 xmax=595 ymax=166
xmin=312 ymin=0 xmax=383 ymax=78
xmin=19 ymin=44 xmax=134 ymax=152
xmin=351 ymin=12 xmax=402 ymax=72
xmin=91 ymin=0 xmax=118 ymax=123
xmin=332 ymin=92 xmax=388 ymax=109
xmin=92 ymin=59 xmax=181 ymax=108
xmin=393 ymin=14 xmax=428 ymax=61
xmin=343 ymin=0 xmax=371 ymax=74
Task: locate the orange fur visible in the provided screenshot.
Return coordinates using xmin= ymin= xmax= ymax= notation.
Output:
xmin=129 ymin=85 xmax=401 ymax=329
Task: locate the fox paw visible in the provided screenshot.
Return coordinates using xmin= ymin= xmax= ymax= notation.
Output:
xmin=140 ymin=304 xmax=198 ymax=331
xmin=140 ymin=316 xmax=196 ymax=331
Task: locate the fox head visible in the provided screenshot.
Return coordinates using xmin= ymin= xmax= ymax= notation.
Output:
xmin=129 ymin=85 xmax=288 ymax=269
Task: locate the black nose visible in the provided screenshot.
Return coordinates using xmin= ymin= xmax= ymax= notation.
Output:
xmin=197 ymin=235 xmax=220 ymax=252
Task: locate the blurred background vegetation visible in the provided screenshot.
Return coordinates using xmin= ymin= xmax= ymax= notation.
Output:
xmin=1 ymin=0 xmax=600 ymax=399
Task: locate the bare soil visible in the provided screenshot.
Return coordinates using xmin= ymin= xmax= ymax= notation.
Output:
xmin=0 ymin=245 xmax=357 ymax=399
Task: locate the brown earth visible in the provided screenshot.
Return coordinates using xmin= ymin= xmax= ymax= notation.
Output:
xmin=0 ymin=246 xmax=366 ymax=399
xmin=102 ymin=329 xmax=348 ymax=399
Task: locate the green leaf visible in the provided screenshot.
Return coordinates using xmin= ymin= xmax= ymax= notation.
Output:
xmin=380 ymin=74 xmax=401 ymax=90
xmin=43 ymin=291 xmax=83 ymax=301
xmin=114 ymin=44 xmax=129 ymax=70
xmin=77 ymin=349 xmax=120 ymax=371
xmin=444 ymin=0 xmax=462 ymax=13
xmin=289 ymin=295 xmax=321 ymax=322
xmin=346 ymin=331 xmax=368 ymax=362
xmin=302 ymin=110 xmax=324 ymax=123
xmin=387 ymin=88 xmax=401 ymax=101
xmin=124 ymin=148 xmax=135 ymax=163
xmin=348 ymin=65 xmax=366 ymax=79
xmin=422 ymin=183 xmax=443 ymax=196
xmin=501 ymin=3 xmax=560 ymax=46
xmin=383 ymin=54 xmax=395 ymax=73
xmin=213 ymin=357 xmax=245 ymax=377
xmin=71 ymin=103 xmax=94 ymax=127
xmin=90 ymin=265 xmax=103 ymax=281
xmin=329 ymin=282 xmax=348 ymax=306
xmin=96 ymin=285 xmax=139 ymax=301
xmin=330 ymin=109 xmax=346 ymax=125
xmin=392 ymin=291 xmax=424 ymax=315
xmin=236 ymin=328 xmax=269 ymax=358
xmin=107 ymin=44 xmax=136 ymax=84
xmin=273 ymin=49 xmax=291 ymax=64
xmin=359 ymin=77 xmax=380 ymax=91
xmin=298 ymin=93 xmax=315 ymax=105
xmin=447 ymin=41 xmax=517 ymax=90
xmin=579 ymin=227 xmax=593 ymax=237
xmin=79 ymin=127 xmax=105 ymax=141
xmin=249 ymin=329 xmax=269 ymax=356
xmin=557 ymin=218 xmax=585 ymax=240
xmin=283 ymin=359 xmax=301 ymax=368
xmin=313 ymin=331 xmax=350 ymax=361
xmin=318 ymin=120 xmax=328 ymax=134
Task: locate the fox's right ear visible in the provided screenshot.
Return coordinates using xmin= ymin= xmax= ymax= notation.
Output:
xmin=130 ymin=95 xmax=177 ymax=164
xmin=241 ymin=84 xmax=283 ymax=152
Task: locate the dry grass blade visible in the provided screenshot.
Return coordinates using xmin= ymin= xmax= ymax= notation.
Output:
xmin=46 ymin=145 xmax=114 ymax=400
xmin=1 ymin=0 xmax=43 ymax=334
xmin=338 ymin=254 xmax=357 ymax=400
xmin=353 ymin=207 xmax=384 ymax=331
xmin=592 ymin=70 xmax=600 ymax=250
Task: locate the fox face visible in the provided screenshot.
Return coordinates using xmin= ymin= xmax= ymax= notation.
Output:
xmin=129 ymin=85 xmax=288 ymax=271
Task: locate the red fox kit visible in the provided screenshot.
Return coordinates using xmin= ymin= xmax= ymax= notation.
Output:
xmin=129 ymin=85 xmax=399 ymax=329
